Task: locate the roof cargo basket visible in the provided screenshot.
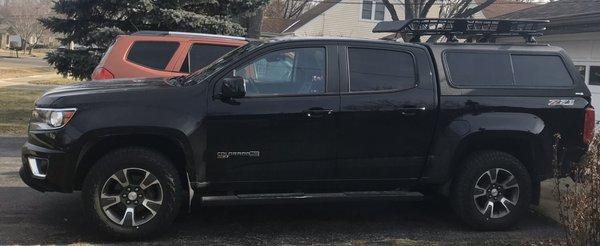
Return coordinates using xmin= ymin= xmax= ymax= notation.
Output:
xmin=373 ymin=18 xmax=549 ymax=44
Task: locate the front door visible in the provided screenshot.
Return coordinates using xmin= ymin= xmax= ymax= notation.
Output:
xmin=205 ymin=45 xmax=340 ymax=187
xmin=336 ymin=44 xmax=437 ymax=181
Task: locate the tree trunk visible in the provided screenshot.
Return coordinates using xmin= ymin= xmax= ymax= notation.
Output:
xmin=246 ymin=7 xmax=264 ymax=39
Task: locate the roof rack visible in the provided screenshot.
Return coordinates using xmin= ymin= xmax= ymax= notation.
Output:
xmin=373 ymin=18 xmax=549 ymax=44
xmin=131 ymin=31 xmax=247 ymax=41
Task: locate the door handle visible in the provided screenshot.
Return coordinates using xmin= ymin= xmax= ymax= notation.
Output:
xmin=303 ymin=108 xmax=333 ymax=118
xmin=399 ymin=106 xmax=427 ymax=116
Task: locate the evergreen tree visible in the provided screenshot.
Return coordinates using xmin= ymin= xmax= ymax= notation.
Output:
xmin=42 ymin=0 xmax=268 ymax=80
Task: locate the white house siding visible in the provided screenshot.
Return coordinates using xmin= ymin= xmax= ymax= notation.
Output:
xmin=538 ymin=32 xmax=600 ymax=120
xmin=291 ymin=0 xmax=485 ymax=39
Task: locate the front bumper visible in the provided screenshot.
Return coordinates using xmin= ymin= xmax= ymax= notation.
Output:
xmin=20 ymin=142 xmax=75 ymax=193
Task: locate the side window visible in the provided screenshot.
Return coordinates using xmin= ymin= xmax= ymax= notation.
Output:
xmin=445 ymin=52 xmax=513 ymax=86
xmin=590 ymin=66 xmax=600 ymax=86
xmin=180 ymin=44 xmax=237 ymax=73
xmin=445 ymin=52 xmax=574 ymax=88
xmin=127 ymin=41 xmax=180 ymax=70
xmin=348 ymin=47 xmax=416 ymax=92
xmin=233 ymin=47 xmax=326 ymax=96
xmin=512 ymin=55 xmax=573 ymax=87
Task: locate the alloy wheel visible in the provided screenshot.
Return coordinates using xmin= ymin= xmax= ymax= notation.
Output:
xmin=472 ymin=168 xmax=520 ymax=219
xmin=100 ymin=168 xmax=163 ymax=226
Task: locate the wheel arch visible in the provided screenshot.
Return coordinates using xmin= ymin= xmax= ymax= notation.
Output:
xmin=73 ymin=128 xmax=195 ymax=191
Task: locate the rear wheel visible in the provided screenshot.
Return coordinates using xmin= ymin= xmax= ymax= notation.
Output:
xmin=451 ymin=151 xmax=531 ymax=230
xmin=82 ymin=147 xmax=183 ymax=239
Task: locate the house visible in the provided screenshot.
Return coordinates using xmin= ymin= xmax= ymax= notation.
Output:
xmin=474 ymin=0 xmax=536 ymax=18
xmin=499 ymin=0 xmax=600 ymax=119
xmin=261 ymin=0 xmax=534 ymax=39
xmin=262 ymin=0 xmax=450 ymax=39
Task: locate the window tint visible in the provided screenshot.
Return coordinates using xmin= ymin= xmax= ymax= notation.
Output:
xmin=445 ymin=52 xmax=574 ymax=88
xmin=446 ymin=52 xmax=513 ymax=86
xmin=348 ymin=48 xmax=416 ymax=92
xmin=234 ymin=47 xmax=326 ymax=96
xmin=512 ymin=55 xmax=573 ymax=87
xmin=590 ymin=66 xmax=600 ymax=86
xmin=127 ymin=41 xmax=179 ymax=70
xmin=182 ymin=44 xmax=237 ymax=73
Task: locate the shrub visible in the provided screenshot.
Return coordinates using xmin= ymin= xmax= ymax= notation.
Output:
xmin=552 ymin=133 xmax=600 ymax=245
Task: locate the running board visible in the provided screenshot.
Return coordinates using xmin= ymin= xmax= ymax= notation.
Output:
xmin=201 ymin=191 xmax=423 ymax=205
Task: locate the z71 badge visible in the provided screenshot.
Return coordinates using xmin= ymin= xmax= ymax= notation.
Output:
xmin=548 ymin=99 xmax=575 ymax=106
xmin=217 ymin=151 xmax=260 ymax=159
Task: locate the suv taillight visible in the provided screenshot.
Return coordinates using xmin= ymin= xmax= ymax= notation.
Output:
xmin=583 ymin=106 xmax=595 ymax=145
xmin=93 ymin=67 xmax=114 ymax=80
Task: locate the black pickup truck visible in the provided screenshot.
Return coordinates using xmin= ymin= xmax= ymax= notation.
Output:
xmin=20 ymin=19 xmax=595 ymax=238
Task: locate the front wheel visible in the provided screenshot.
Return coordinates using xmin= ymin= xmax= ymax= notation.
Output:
xmin=82 ymin=147 xmax=183 ymax=239
xmin=451 ymin=151 xmax=532 ymax=230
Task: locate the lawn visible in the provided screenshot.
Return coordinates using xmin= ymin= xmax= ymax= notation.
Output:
xmin=0 ymin=86 xmax=48 ymax=136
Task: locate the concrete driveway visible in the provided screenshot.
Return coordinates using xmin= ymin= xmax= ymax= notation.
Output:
xmin=0 ymin=137 xmax=563 ymax=245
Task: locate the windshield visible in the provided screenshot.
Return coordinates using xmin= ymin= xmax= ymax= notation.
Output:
xmin=184 ymin=41 xmax=264 ymax=85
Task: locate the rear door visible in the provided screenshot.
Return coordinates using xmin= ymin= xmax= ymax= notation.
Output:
xmin=336 ymin=43 xmax=437 ymax=181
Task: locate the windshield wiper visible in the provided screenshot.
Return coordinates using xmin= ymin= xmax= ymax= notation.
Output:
xmin=167 ymin=75 xmax=188 ymax=86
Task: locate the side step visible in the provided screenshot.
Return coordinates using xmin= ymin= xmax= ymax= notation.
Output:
xmin=201 ymin=191 xmax=423 ymax=205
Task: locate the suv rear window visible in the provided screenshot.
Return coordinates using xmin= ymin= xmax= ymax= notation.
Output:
xmin=445 ymin=52 xmax=573 ymax=87
xmin=348 ymin=48 xmax=416 ymax=92
xmin=127 ymin=41 xmax=180 ymax=70
xmin=181 ymin=44 xmax=237 ymax=73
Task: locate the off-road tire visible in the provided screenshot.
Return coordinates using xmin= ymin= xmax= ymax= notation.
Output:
xmin=82 ymin=147 xmax=183 ymax=239
xmin=451 ymin=150 xmax=532 ymax=230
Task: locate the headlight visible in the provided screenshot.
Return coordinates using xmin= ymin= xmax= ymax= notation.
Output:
xmin=30 ymin=108 xmax=77 ymax=130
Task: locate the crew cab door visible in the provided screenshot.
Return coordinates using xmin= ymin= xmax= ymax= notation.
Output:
xmin=205 ymin=43 xmax=340 ymax=185
xmin=336 ymin=43 xmax=437 ymax=181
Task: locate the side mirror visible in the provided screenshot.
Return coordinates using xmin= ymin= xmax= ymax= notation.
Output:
xmin=221 ymin=77 xmax=246 ymax=99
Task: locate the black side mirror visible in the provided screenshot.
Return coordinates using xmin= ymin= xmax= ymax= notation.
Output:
xmin=221 ymin=77 xmax=246 ymax=99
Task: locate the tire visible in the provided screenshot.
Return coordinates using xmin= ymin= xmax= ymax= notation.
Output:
xmin=82 ymin=147 xmax=183 ymax=239
xmin=451 ymin=150 xmax=532 ymax=230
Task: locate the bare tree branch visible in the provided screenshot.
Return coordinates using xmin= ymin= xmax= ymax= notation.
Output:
xmin=381 ymin=0 xmax=399 ymax=21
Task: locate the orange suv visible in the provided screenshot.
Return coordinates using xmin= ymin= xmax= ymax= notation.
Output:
xmin=92 ymin=31 xmax=248 ymax=80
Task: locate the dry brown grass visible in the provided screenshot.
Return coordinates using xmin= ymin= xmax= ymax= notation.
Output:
xmin=0 ymin=86 xmax=47 ymax=136
xmin=0 ymin=67 xmax=55 ymax=79
xmin=552 ymin=133 xmax=600 ymax=245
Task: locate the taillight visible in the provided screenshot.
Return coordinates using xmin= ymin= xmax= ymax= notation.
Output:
xmin=93 ymin=67 xmax=114 ymax=80
xmin=583 ymin=106 xmax=595 ymax=145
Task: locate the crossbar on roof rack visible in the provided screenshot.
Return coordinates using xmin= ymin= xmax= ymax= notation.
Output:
xmin=373 ymin=18 xmax=549 ymax=44
xmin=132 ymin=31 xmax=247 ymax=41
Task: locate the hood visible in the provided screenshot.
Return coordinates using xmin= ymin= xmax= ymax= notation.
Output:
xmin=36 ymin=77 xmax=179 ymax=106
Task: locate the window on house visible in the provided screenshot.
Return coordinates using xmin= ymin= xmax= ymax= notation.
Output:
xmin=590 ymin=66 xmax=600 ymax=86
xmin=362 ymin=0 xmax=385 ymax=21
xmin=362 ymin=1 xmax=373 ymax=19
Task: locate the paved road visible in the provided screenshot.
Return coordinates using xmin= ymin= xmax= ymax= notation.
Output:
xmin=0 ymin=137 xmax=563 ymax=245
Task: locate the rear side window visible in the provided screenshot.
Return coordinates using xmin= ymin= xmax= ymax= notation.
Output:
xmin=445 ymin=52 xmax=513 ymax=86
xmin=181 ymin=44 xmax=237 ymax=73
xmin=445 ymin=51 xmax=573 ymax=87
xmin=348 ymin=48 xmax=416 ymax=92
xmin=512 ymin=55 xmax=573 ymax=87
xmin=127 ymin=41 xmax=180 ymax=70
